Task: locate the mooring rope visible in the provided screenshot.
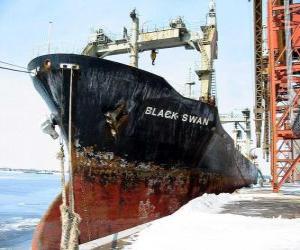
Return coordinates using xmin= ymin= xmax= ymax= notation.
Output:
xmin=1 ymin=58 xmax=82 ymax=248
xmin=58 ymin=141 xmax=72 ymax=250
xmin=0 ymin=60 xmax=27 ymax=69
xmin=0 ymin=65 xmax=31 ymax=74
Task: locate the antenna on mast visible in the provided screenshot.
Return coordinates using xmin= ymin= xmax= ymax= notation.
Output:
xmin=48 ymin=21 xmax=53 ymax=54
xmin=208 ymin=0 xmax=216 ymax=26
xmin=186 ymin=67 xmax=195 ymax=98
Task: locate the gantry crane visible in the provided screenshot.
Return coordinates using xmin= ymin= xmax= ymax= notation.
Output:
xmin=267 ymin=0 xmax=300 ymax=192
xmin=252 ymin=0 xmax=300 ymax=192
xmin=220 ymin=109 xmax=252 ymax=155
xmin=253 ymin=0 xmax=265 ymax=150
xmin=252 ymin=0 xmax=271 ymax=160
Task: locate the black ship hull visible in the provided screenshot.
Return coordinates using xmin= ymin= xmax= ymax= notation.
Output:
xmin=28 ymin=54 xmax=258 ymax=249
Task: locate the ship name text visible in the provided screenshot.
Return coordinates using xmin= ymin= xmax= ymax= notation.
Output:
xmin=144 ymin=106 xmax=209 ymax=126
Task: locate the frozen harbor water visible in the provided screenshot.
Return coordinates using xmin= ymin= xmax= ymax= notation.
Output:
xmin=0 ymin=171 xmax=60 ymax=250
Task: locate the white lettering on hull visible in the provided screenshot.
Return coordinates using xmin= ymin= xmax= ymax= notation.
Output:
xmin=144 ymin=106 xmax=210 ymax=126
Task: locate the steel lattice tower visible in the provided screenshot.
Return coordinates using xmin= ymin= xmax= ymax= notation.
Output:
xmin=267 ymin=0 xmax=300 ymax=192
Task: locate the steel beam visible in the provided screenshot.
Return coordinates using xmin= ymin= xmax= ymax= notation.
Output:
xmin=253 ymin=0 xmax=265 ymax=148
xmin=267 ymin=0 xmax=300 ymax=192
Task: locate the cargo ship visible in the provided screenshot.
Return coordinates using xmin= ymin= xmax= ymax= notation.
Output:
xmin=28 ymin=53 xmax=258 ymax=249
xmin=27 ymin=4 xmax=258 ymax=250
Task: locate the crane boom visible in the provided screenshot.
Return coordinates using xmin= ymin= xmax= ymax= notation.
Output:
xmin=82 ymin=2 xmax=218 ymax=103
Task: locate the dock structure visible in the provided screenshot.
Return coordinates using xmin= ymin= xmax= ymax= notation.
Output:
xmin=82 ymin=1 xmax=218 ymax=103
xmin=250 ymin=0 xmax=300 ymax=192
xmin=222 ymin=183 xmax=300 ymax=219
xmin=265 ymin=0 xmax=300 ymax=192
xmin=79 ymin=223 xmax=151 ymax=250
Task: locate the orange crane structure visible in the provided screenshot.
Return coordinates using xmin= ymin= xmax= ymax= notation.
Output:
xmin=253 ymin=0 xmax=300 ymax=192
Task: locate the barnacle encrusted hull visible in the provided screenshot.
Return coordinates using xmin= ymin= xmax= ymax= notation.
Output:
xmin=28 ymin=54 xmax=258 ymax=249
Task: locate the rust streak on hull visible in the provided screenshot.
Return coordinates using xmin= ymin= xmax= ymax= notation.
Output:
xmin=32 ymin=154 xmax=249 ymax=250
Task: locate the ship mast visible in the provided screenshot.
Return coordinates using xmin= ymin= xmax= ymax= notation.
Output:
xmin=82 ymin=3 xmax=218 ymax=103
xmin=195 ymin=0 xmax=218 ymax=103
xmin=129 ymin=9 xmax=139 ymax=68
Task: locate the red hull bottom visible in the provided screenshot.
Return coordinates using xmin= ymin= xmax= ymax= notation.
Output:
xmin=32 ymin=156 xmax=250 ymax=250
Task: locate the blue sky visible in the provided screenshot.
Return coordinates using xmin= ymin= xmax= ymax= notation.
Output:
xmin=0 ymin=0 xmax=264 ymax=171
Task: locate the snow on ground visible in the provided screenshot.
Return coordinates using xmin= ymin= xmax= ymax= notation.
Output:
xmin=124 ymin=185 xmax=300 ymax=250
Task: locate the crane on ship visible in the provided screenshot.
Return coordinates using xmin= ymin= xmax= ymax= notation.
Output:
xmin=82 ymin=2 xmax=258 ymax=159
xmin=251 ymin=0 xmax=300 ymax=192
xmin=82 ymin=1 xmax=218 ymax=105
xmin=219 ymin=109 xmax=252 ymax=155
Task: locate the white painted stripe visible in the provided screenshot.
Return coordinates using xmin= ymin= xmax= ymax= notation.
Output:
xmin=79 ymin=222 xmax=151 ymax=250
